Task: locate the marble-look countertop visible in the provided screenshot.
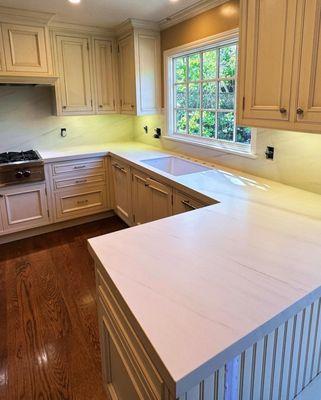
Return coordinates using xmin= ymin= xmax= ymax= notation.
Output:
xmin=41 ymin=142 xmax=321 ymax=395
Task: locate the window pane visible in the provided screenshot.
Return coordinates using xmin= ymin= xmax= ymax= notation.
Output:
xmin=236 ymin=126 xmax=251 ymax=144
xmin=175 ymin=57 xmax=187 ymax=82
xmin=202 ymin=111 xmax=216 ymax=138
xmin=218 ymin=112 xmax=234 ymax=141
xmin=176 ymin=110 xmax=187 ymax=133
xmin=202 ymin=50 xmax=217 ymax=79
xmin=175 ymin=84 xmax=187 ymax=108
xmin=188 ymin=110 xmax=201 ymax=135
xmin=188 ymin=53 xmax=201 ymax=81
xmin=202 ymin=82 xmax=216 ymax=109
xmin=219 ymin=45 xmax=237 ymax=78
xmin=188 ymin=83 xmax=200 ymax=108
xmin=219 ymin=80 xmax=235 ymax=109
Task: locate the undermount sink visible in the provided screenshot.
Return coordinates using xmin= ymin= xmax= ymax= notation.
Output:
xmin=141 ymin=156 xmax=211 ymax=176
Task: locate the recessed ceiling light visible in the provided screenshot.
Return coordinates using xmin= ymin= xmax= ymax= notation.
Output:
xmin=68 ymin=0 xmax=81 ymax=4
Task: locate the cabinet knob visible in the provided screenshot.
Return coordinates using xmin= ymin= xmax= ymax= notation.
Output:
xmin=99 ymin=105 xmax=103 ymax=108
xmin=0 ymin=194 xmax=3 ymax=198
xmin=62 ymin=106 xmax=67 ymax=109
xmin=297 ymin=108 xmax=304 ymax=115
xmin=279 ymin=107 xmax=287 ymax=114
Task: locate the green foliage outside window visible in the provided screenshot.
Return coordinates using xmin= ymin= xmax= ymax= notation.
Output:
xmin=173 ymin=43 xmax=251 ymax=145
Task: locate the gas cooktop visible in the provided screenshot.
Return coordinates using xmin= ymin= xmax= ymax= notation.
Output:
xmin=0 ymin=150 xmax=41 ymax=165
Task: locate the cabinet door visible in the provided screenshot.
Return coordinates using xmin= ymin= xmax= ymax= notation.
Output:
xmin=118 ymin=35 xmax=136 ymax=114
xmin=173 ymin=190 xmax=206 ymax=215
xmin=1 ymin=183 xmax=49 ymax=233
xmin=0 ymin=198 xmax=4 ymax=233
xmin=56 ymin=35 xmax=93 ymax=115
xmin=94 ymin=39 xmax=116 ymax=113
xmin=147 ymin=177 xmax=172 ymax=221
xmin=131 ymin=169 xmax=151 ymax=225
xmin=238 ymin=0 xmax=298 ymax=126
xmin=2 ymin=23 xmax=50 ymax=74
xmin=111 ymin=160 xmax=132 ymax=225
xmin=134 ymin=32 xmax=161 ymax=115
xmin=295 ymin=0 xmax=321 ymax=127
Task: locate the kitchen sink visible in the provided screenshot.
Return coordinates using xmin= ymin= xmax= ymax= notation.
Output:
xmin=141 ymin=156 xmax=211 ymax=176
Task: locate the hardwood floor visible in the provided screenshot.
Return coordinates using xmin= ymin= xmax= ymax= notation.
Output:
xmin=0 ymin=216 xmax=127 ymax=400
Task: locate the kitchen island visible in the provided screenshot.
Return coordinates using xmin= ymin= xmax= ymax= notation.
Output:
xmin=85 ymin=145 xmax=321 ymax=399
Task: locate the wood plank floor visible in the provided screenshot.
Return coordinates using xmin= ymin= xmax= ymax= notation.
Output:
xmin=0 ymin=216 xmax=127 ymax=400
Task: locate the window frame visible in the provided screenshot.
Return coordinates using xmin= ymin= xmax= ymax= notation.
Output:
xmin=164 ymin=28 xmax=256 ymax=157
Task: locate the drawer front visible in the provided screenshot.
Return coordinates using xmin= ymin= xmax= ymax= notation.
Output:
xmin=173 ymin=190 xmax=207 ymax=215
xmin=97 ymin=269 xmax=164 ymax=400
xmin=52 ymin=158 xmax=105 ymax=176
xmin=55 ymin=186 xmax=107 ymax=220
xmin=53 ymin=172 xmax=106 ymax=190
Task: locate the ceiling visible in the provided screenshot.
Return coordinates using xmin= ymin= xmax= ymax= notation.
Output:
xmin=0 ymin=0 xmax=202 ymax=28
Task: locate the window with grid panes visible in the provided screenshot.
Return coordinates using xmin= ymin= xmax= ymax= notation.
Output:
xmin=170 ymin=41 xmax=252 ymax=149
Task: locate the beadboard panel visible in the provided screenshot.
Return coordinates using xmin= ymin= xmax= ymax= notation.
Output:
xmin=176 ymin=298 xmax=321 ymax=400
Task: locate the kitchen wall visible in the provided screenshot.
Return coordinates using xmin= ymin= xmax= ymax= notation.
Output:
xmin=134 ymin=115 xmax=321 ymax=195
xmin=0 ymin=85 xmax=134 ymax=152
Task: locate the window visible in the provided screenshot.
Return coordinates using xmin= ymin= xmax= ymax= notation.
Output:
xmin=165 ymin=30 xmax=254 ymax=156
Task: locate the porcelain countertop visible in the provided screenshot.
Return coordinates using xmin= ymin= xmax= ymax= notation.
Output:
xmin=41 ymin=142 xmax=321 ymax=395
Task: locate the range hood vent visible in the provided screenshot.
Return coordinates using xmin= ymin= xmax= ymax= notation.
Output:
xmin=0 ymin=75 xmax=59 ymax=86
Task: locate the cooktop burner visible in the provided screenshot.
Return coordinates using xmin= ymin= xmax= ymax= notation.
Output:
xmin=0 ymin=150 xmax=41 ymax=164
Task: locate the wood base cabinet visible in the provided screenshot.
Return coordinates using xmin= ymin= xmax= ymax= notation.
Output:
xmin=0 ymin=183 xmax=49 ymax=234
xmin=111 ymin=159 xmax=133 ymax=225
xmin=96 ymin=263 xmax=174 ymax=400
xmin=238 ymin=0 xmax=321 ymax=133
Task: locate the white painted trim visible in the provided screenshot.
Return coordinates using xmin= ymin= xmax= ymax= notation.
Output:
xmin=159 ymin=0 xmax=230 ymax=30
xmin=115 ymin=18 xmax=160 ymax=38
xmin=164 ymin=29 xmax=256 ymax=157
xmin=49 ymin=21 xmax=115 ymax=37
xmin=163 ymin=135 xmax=258 ymax=159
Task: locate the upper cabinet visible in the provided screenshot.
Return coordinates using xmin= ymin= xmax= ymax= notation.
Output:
xmin=2 ymin=23 xmax=51 ymax=74
xmin=0 ymin=8 xmax=54 ymax=77
xmin=117 ymin=20 xmax=161 ymax=115
xmin=237 ymin=0 xmax=321 ymax=133
xmin=94 ymin=38 xmax=117 ymax=113
xmin=54 ymin=34 xmax=94 ymax=115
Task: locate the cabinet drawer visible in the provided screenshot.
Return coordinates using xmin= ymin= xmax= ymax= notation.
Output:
xmin=52 ymin=158 xmax=105 ymax=176
xmin=97 ymin=269 xmax=164 ymax=400
xmin=173 ymin=190 xmax=208 ymax=215
xmin=55 ymin=186 xmax=107 ymax=220
xmin=53 ymin=172 xmax=106 ymax=190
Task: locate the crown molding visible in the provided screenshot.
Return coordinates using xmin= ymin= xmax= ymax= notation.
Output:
xmin=0 ymin=6 xmax=55 ymax=25
xmin=49 ymin=20 xmax=115 ymax=37
xmin=115 ymin=18 xmax=160 ymax=37
xmin=159 ymin=0 xmax=229 ymax=30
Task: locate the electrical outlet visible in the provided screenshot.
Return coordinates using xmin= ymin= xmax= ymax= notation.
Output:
xmin=60 ymin=128 xmax=67 ymax=138
xmin=144 ymin=126 xmax=148 ymax=134
xmin=265 ymin=146 xmax=274 ymax=160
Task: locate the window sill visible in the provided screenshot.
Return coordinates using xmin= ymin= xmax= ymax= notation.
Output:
xmin=163 ymin=135 xmax=258 ymax=160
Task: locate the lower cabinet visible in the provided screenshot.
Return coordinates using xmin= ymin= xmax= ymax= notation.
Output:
xmin=132 ymin=169 xmax=172 ymax=224
xmin=0 ymin=183 xmax=49 ymax=233
xmin=111 ymin=159 xmax=132 ymax=225
xmin=173 ymin=190 xmax=208 ymax=215
xmin=96 ymin=265 xmax=171 ymax=400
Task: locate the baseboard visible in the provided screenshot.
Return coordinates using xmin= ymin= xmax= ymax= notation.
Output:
xmin=0 ymin=210 xmax=115 ymax=245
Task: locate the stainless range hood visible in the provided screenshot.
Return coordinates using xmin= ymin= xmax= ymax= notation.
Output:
xmin=0 ymin=75 xmax=59 ymax=86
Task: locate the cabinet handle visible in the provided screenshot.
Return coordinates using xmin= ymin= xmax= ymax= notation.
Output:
xmin=75 ymin=179 xmax=87 ymax=184
xmin=77 ymin=199 xmax=89 ymax=205
xmin=0 ymin=194 xmax=3 ymax=198
xmin=279 ymin=108 xmax=287 ymax=114
xmin=99 ymin=105 xmax=103 ymax=108
xmin=62 ymin=106 xmax=67 ymax=109
xmin=113 ymin=164 xmax=125 ymax=172
xmin=181 ymin=200 xmax=197 ymax=210
xmin=131 ymin=104 xmax=134 ymax=109
xmin=297 ymin=108 xmax=304 ymax=115
xmin=74 ymin=165 xmax=86 ymax=169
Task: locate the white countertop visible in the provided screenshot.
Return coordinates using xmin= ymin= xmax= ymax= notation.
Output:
xmin=41 ymin=142 xmax=321 ymax=395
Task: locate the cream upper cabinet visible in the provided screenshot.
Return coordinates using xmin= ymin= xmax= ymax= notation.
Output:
xmin=1 ymin=23 xmax=51 ymax=74
xmin=0 ymin=183 xmax=49 ymax=233
xmin=238 ymin=0 xmax=298 ymax=127
xmin=94 ymin=38 xmax=116 ymax=113
xmin=117 ymin=21 xmax=161 ymax=116
xmin=295 ymin=0 xmax=321 ymax=128
xmin=55 ymin=35 xmax=94 ymax=115
xmin=118 ymin=34 xmax=136 ymax=114
xmin=111 ymin=159 xmax=132 ymax=225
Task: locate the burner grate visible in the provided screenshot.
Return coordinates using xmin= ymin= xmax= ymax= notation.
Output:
xmin=0 ymin=150 xmax=40 ymax=164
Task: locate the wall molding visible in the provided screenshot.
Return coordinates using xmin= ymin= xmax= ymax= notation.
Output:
xmin=0 ymin=6 xmax=55 ymax=25
xmin=159 ymin=0 xmax=229 ymax=30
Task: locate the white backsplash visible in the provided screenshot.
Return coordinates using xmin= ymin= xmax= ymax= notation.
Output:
xmin=0 ymin=86 xmax=134 ymax=152
xmin=133 ymin=114 xmax=321 ymax=195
